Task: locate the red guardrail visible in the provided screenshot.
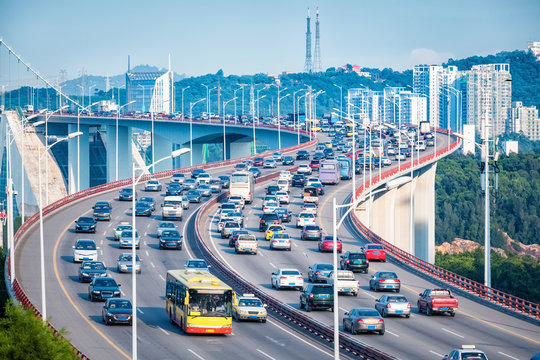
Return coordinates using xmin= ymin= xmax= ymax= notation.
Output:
xmin=350 ymin=133 xmax=540 ymax=320
xmin=9 ymin=135 xmax=317 ymax=359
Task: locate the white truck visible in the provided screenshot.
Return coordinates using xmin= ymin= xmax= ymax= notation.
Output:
xmin=235 ymin=234 xmax=258 ymax=255
xmin=161 ymin=196 xmax=183 ymax=220
xmin=326 ymin=270 xmax=359 ymax=296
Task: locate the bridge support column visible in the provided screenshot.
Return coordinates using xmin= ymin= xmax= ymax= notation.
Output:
xmin=413 ymin=163 xmax=437 ymax=264
xmin=106 ymin=125 xmax=132 ymax=182
xmin=68 ymin=124 xmax=90 ymax=194
xmin=152 ymin=134 xmax=173 ymax=173
xmin=191 ymin=143 xmax=204 ymax=166
xmin=255 ymin=131 xmax=279 ymax=152
xmin=229 ymin=141 xmax=252 ymax=160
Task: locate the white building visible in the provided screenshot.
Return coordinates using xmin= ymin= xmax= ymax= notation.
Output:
xmin=462 ymin=64 xmax=511 ymax=138
xmin=527 ymin=41 xmax=540 ymax=60
xmin=462 ymin=124 xmax=476 ymax=156
xmin=502 ymin=141 xmax=519 ymax=155
xmin=510 ymin=101 xmax=540 ymax=140
xmin=149 ymin=70 xmax=174 ymax=115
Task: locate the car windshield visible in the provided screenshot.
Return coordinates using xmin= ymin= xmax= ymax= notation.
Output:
xmin=78 ymin=217 xmax=94 ymax=223
xmin=312 ymin=286 xmax=332 ymax=294
xmin=304 ymin=225 xmax=319 ymax=231
xmin=430 ymin=290 xmax=451 ymax=297
xmin=140 ymin=197 xmax=153 ymax=203
xmin=187 ymin=190 xmax=199 ymax=196
xmin=108 ymin=299 xmax=132 ymax=309
xmin=387 ymin=296 xmax=408 ymax=303
xmin=94 ymin=206 xmax=108 ymax=211
xmin=378 ymin=272 xmax=397 ymax=279
xmin=262 ymin=214 xmax=278 ymax=220
xmin=82 ymin=262 xmax=104 ymax=270
xmin=94 ymin=279 xmax=117 ymax=287
xmin=218 ymin=176 xmax=229 ymax=181
xmin=238 ymin=298 xmax=262 ymax=307
xmin=461 ymin=354 xmax=488 ymax=360
xmin=136 ymin=202 xmax=149 ymax=207
xmin=349 ymin=253 xmax=366 ymax=259
xmin=187 ymin=260 xmax=207 ymax=268
xmin=117 ymin=225 xmax=131 ymax=231
xmin=121 ymin=231 xmax=138 ymax=238
xmin=299 ymin=213 xmax=314 ymax=219
xmin=273 ymin=233 xmax=289 ymax=239
xmin=369 ymin=245 xmax=384 ymax=250
xmin=173 ymin=173 xmax=185 ymax=178
xmin=159 ymin=222 xmax=175 ymax=229
xmin=162 ymin=230 xmax=180 ymax=237
xmin=357 ymin=309 xmax=380 ymax=317
xmin=282 ymin=270 xmax=300 ymax=275
xmin=148 ymin=181 xmax=159 ymax=185
xmin=76 ymin=241 xmax=96 ymax=250
xmin=119 ymin=254 xmax=140 ymax=262
xmin=121 ymin=188 xmax=133 ymax=194
xmin=315 ymin=264 xmax=333 ymax=271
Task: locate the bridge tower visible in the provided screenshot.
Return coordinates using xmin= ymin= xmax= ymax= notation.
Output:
xmin=313 ymin=7 xmax=321 ymax=73
xmin=304 ymin=8 xmax=312 ymax=73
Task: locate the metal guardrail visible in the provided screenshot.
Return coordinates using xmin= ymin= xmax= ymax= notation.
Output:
xmin=8 ymin=136 xmax=317 ymax=359
xmin=350 ymin=133 xmax=540 ymax=320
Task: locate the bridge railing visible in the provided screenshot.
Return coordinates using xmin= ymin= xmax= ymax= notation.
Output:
xmin=350 ymin=132 xmax=540 ymax=320
xmin=8 ymin=135 xmax=317 ymax=359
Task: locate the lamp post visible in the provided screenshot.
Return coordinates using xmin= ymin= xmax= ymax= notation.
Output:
xmin=208 ymin=87 xmax=217 ymax=121
xmin=137 ymin=84 xmax=151 ymax=113
xmin=234 ymin=86 xmax=243 ymax=124
xmin=222 ymin=97 xmax=237 ymax=160
xmin=5 ymin=124 xmax=16 ymax=285
xmin=88 ymin=84 xmax=96 ymax=109
xmin=189 ymin=98 xmax=206 ymax=166
xmin=130 ymin=147 xmax=190 ymax=360
xmin=202 ymin=84 xmax=210 ymax=118
xmin=77 ymin=84 xmax=85 ymax=109
xmin=76 ymin=101 xmax=99 ymax=193
xmin=44 ymin=106 xmax=68 ymax=205
xmin=181 ymin=86 xmax=190 ymax=120
xmin=115 ymin=101 xmax=136 ymax=181
xmin=271 ymin=85 xmax=290 ymax=149
xmin=297 ymin=94 xmax=306 ymax=145
xmin=39 ymin=131 xmax=83 ymax=322
xmin=334 ymin=84 xmax=343 ymax=122
xmin=252 ymin=94 xmax=267 ymax=154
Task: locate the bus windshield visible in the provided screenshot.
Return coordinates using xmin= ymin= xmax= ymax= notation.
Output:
xmin=231 ymin=174 xmax=249 ymax=183
xmin=188 ymin=289 xmax=233 ymax=317
xmin=320 ymin=163 xmax=336 ymax=170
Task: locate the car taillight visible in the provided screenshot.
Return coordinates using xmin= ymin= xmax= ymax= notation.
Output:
xmin=297 ymin=276 xmax=303 ymax=280
xmin=315 ymin=271 xmax=320 ymax=274
xmin=379 ymin=279 xmax=385 ymax=282
xmin=407 ymin=303 xmax=411 ymax=309
xmin=316 ymin=230 xmax=321 ymax=233
xmin=378 ymin=319 xmax=384 ymax=323
xmin=395 ymin=279 xmax=400 ymax=283
xmin=346 ymin=259 xmax=349 ymax=264
xmin=386 ymin=303 xmax=391 ymax=308
xmin=280 ymin=276 xmax=287 ymax=279
xmin=309 ymin=294 xmax=314 ymax=299
xmin=357 ymin=319 xmax=363 ymax=322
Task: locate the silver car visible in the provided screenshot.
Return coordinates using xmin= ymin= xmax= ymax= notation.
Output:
xmin=374 ymin=295 xmax=411 ymax=318
xmin=114 ymin=222 xmax=132 ymax=240
xmin=116 ymin=253 xmax=141 ymax=273
xmin=269 ymin=233 xmax=291 ymax=251
xmin=181 ymin=195 xmax=189 ymax=209
xmin=221 ymin=221 xmax=241 ymax=239
xmin=263 ymin=159 xmax=277 ymax=168
xmin=233 ymin=295 xmax=267 ymax=322
xmin=156 ymin=221 xmax=177 ymax=238
xmin=342 ymin=308 xmax=385 ymax=335
xmin=198 ymin=184 xmax=212 ymax=197
xmin=369 ymin=271 xmax=401 ymax=292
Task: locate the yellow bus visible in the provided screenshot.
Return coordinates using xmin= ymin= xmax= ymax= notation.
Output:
xmin=165 ymin=269 xmax=233 ymax=334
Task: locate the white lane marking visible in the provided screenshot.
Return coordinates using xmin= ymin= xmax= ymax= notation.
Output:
xmin=100 ymin=250 xmax=103 ymax=255
xmin=187 ymin=349 xmax=205 ymax=360
xmin=293 ymin=242 xmax=298 ymax=248
xmin=115 ymin=215 xmax=121 ymax=220
xmin=144 ymin=232 xmax=148 ymax=236
xmin=208 ymin=211 xmax=235 ymax=270
xmin=267 ymin=319 xmax=333 ymax=357
xmin=100 ymin=240 xmax=104 ymax=245
xmin=120 ymin=290 xmax=126 ymax=296
xmin=268 ymin=262 xmax=277 ymax=268
xmin=150 ymin=262 xmax=156 ymax=268
xmin=159 ymin=274 xmax=165 ymax=281
xmin=144 ymin=241 xmax=147 ymax=246
xmin=107 ymin=223 xmax=112 ymax=228
xmin=259 ymin=252 xmax=264 ymax=257
xmin=498 ymin=352 xmax=519 ymax=360
xmin=157 ymin=326 xmax=170 ymax=335
xmin=256 ymin=349 xmax=277 ymax=360
xmin=339 ymin=307 xmax=348 ymax=312
xmin=429 ymin=350 xmax=443 ymax=357
xmin=102 ymin=231 xmax=107 ymax=236
xmin=386 ymin=330 xmax=399 ymax=337
xmin=137 ymin=308 xmax=144 ymax=314
xmin=146 ymin=223 xmax=151 ymax=229
xmin=362 ymin=291 xmax=377 ymax=299
xmin=145 ymin=250 xmax=149 ymax=257
xmin=441 ymin=327 xmax=464 ymax=338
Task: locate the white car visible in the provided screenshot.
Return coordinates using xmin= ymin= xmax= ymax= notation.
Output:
xmin=296 ymin=212 xmax=316 ymax=228
xmin=262 ymin=195 xmax=278 ymax=209
xmin=271 ymin=268 xmax=304 ymax=290
xmin=275 ymin=191 xmax=290 ymax=204
xmin=156 ymin=221 xmax=177 ymax=238
xmin=233 ymin=294 xmax=267 ymax=322
xmin=217 ymin=217 xmax=234 ymax=232
xmin=416 ymin=140 xmax=426 ymax=151
xmin=297 ymin=164 xmax=312 ymax=175
xmin=305 ymin=177 xmax=319 ymax=187
xmin=279 ymin=171 xmax=292 ymax=181
xmin=276 ymin=179 xmax=290 ymax=192
xmin=269 ymin=233 xmax=292 ymax=251
xmin=196 ymin=173 xmax=211 ymax=185
xmin=119 ymin=230 xmax=140 ymax=249
xmin=301 ymin=202 xmax=318 ymax=215
xmin=381 ymin=157 xmax=392 ymax=166
xmin=144 ymin=180 xmax=162 ymax=191
xmin=263 ymin=201 xmax=280 ymax=214
xmin=73 ymin=239 xmax=100 ymax=262
xmin=228 ymin=195 xmax=245 ymax=209
xmin=264 ymin=159 xmax=277 ymax=168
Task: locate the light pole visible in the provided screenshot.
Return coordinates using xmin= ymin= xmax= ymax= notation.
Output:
xmin=189 ymin=98 xmax=206 ymax=166
xmin=202 ymin=84 xmax=210 ymax=118
xmin=297 ymin=94 xmax=306 ymax=145
xmin=76 ymin=101 xmax=99 ymax=193
xmin=334 ymin=84 xmax=343 ymax=123
xmin=130 ymin=147 xmax=190 ymax=360
xmin=137 ymin=84 xmax=151 ymax=113
xmin=234 ymin=86 xmax=243 ymax=124
xmin=253 ymin=94 xmax=267 ymax=154
xmin=115 ymin=101 xmax=136 ymax=181
xmin=39 ymin=131 xmax=83 ymax=322
xmin=222 ymin=97 xmax=237 ymax=160
xmin=88 ymin=84 xmax=96 ymax=109
xmin=208 ymin=87 xmax=217 ymax=121
xmin=271 ymin=85 xmax=290 ymax=149
xmin=77 ymin=84 xmax=85 ymax=109
xmin=181 ymin=86 xmax=190 ymax=120
xmin=44 ymin=106 xmax=68 ymax=205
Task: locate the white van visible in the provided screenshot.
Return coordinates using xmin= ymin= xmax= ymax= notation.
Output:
xmin=162 ymin=196 xmax=183 ymax=220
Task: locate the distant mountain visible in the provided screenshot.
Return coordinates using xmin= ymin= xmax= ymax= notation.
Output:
xmin=60 ymin=64 xmax=185 ymax=95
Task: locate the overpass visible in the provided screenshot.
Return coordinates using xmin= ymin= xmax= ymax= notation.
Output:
xmin=5 ymin=122 xmax=540 ymax=359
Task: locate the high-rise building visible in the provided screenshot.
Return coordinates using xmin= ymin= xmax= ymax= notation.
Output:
xmin=462 ymin=64 xmax=511 ymax=137
xmin=510 ymin=101 xmax=540 ymax=140
xmin=527 ymin=41 xmax=540 ymax=60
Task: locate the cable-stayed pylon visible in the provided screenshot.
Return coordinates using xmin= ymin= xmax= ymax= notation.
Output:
xmin=304 ymin=8 xmax=312 ymax=73
xmin=313 ymin=7 xmax=321 ymax=72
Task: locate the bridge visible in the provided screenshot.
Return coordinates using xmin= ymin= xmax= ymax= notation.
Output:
xmin=4 ymin=116 xmax=539 ymax=360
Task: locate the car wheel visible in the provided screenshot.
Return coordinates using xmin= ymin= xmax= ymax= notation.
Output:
xmin=405 ymin=314 xmax=410 ymax=318
xmin=426 ymin=306 xmax=432 ymax=316
xmin=300 ymin=300 xmax=304 ymax=309
xmin=382 ymin=309 xmax=387 ymax=318
xmin=102 ymin=315 xmax=105 ymax=323
xmin=330 ymin=307 xmax=334 ymax=312
xmin=417 ymin=302 xmax=423 ymax=313
xmin=288 ymin=247 xmax=291 ymax=251
xmin=379 ymin=330 xmax=385 ymax=335
xmin=90 ymin=294 xmax=94 ymax=302
xmin=306 ymin=303 xmax=311 ymax=312
xmin=271 ymin=280 xmax=275 ymax=288
xmin=353 ymin=292 xmax=358 ymax=297
xmin=450 ymin=312 xmax=455 ymax=317
xmin=396 ymin=288 xmax=400 ymax=293
xmin=351 ymin=325 xmax=356 ymax=335
xmin=261 ymin=319 xmax=266 ymax=323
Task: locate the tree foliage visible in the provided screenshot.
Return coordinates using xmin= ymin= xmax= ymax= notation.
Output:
xmin=0 ymin=301 xmax=79 ymax=360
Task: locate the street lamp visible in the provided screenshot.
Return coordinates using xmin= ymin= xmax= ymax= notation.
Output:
xmin=189 ymin=98 xmax=206 ymax=166
xmin=222 ymin=97 xmax=238 ymax=160
xmin=130 ymin=147 xmax=190 ymax=360
xmin=39 ymin=131 xmax=82 ymax=322
xmin=334 ymin=84 xmax=343 ymax=122
xmin=208 ymin=87 xmax=217 ymax=121
xmin=271 ymin=85 xmax=290 ymax=149
xmin=76 ymin=101 xmax=99 ymax=193
xmin=88 ymin=84 xmax=96 ymax=108
xmin=201 ymin=84 xmax=211 ymax=118
xmin=234 ymin=86 xmax=244 ymax=124
xmin=297 ymin=93 xmax=306 ymax=145
xmin=116 ymin=100 xmax=136 ymax=181
xmin=181 ymin=86 xmax=190 ymax=120
xmin=253 ymin=94 xmax=266 ymax=154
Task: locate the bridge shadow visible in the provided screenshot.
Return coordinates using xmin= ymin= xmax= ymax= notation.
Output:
xmin=68 ymin=275 xmax=82 ymax=283
xmin=61 ymin=255 xmax=75 ymax=263
xmin=146 ymin=243 xmax=160 ymax=250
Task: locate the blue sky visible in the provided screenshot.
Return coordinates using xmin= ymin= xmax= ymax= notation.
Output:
xmin=1 ymin=0 xmax=539 ymax=81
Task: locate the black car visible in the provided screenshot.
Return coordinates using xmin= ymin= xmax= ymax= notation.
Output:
xmin=266 ymin=185 xmax=280 ymax=195
xmin=139 ymin=196 xmax=155 ymax=211
xmin=93 ymin=204 xmax=111 ymax=221
xmin=283 ymin=156 xmax=295 ymax=165
xmin=102 ymin=298 xmax=133 ymax=326
xmin=75 ymin=216 xmax=96 ymax=233
xmin=119 ymin=188 xmax=135 ymax=201
xmin=296 ymin=150 xmax=310 ymax=160
xmin=218 ymin=175 xmax=230 ymax=188
xmin=186 ymin=190 xmax=202 ymax=203
xmin=274 ymin=207 xmax=292 ymax=223
xmin=88 ymin=277 xmax=121 ymax=302
xmin=78 ymin=261 xmax=107 ymax=282
xmin=313 ymin=152 xmax=325 ymax=160
xmin=292 ymin=174 xmax=306 ymax=187
xmin=310 ymin=182 xmax=325 ymax=196
xmin=134 ymin=201 xmax=152 ymax=216
xmin=191 ymin=169 xmax=206 ymax=179
xmin=300 ymin=284 xmax=334 ymax=312
xmin=249 ymin=167 xmax=261 ymax=178
xmin=159 ymin=229 xmax=183 ymax=250
xmin=323 ymin=148 xmax=334 ymax=158
xmin=259 ymin=213 xmax=280 ymax=232
xmin=166 ymin=183 xmax=183 ymax=196
xmin=340 ymin=251 xmax=369 ymax=273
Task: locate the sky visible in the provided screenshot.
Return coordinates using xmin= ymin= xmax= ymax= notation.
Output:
xmin=1 ymin=0 xmax=539 ymax=82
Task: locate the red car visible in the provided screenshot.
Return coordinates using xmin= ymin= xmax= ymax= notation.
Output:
xmin=365 ymin=243 xmax=386 ymax=262
xmin=318 ymin=236 xmax=342 ymax=253
xmin=309 ymin=159 xmax=321 ymax=170
xmin=253 ymin=157 xmax=265 ymax=167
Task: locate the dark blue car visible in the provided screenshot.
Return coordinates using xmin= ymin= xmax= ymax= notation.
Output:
xmin=88 ymin=277 xmax=121 ymax=302
xmin=75 ymin=216 xmax=96 ymax=233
